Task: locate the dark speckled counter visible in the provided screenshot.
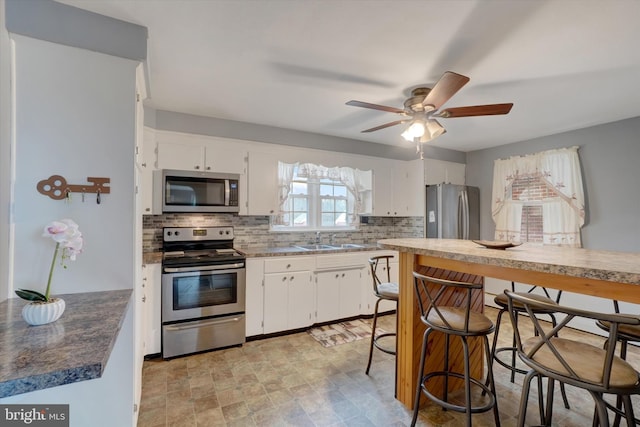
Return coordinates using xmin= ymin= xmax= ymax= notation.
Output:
xmin=0 ymin=289 xmax=132 ymax=398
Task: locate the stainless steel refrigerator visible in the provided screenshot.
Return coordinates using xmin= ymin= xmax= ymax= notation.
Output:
xmin=425 ymin=184 xmax=480 ymax=239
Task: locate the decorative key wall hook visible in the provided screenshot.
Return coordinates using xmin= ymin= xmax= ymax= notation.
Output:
xmin=37 ymin=175 xmax=111 ymax=201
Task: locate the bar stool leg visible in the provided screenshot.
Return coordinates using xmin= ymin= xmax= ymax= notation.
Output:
xmin=461 ymin=336 xmax=472 ymax=427
xmin=411 ymin=328 xmax=432 ymax=427
xmin=365 ymin=298 xmax=382 ymax=375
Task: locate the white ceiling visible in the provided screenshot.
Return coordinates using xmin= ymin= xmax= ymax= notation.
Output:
xmin=59 ymin=0 xmax=640 ymax=152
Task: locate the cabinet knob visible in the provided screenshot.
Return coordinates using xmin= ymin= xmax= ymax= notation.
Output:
xmin=141 ymin=163 xmax=147 ymax=167
xmin=290 ymin=276 xmax=294 ymax=281
xmin=282 ymin=276 xmax=287 ymax=282
xmin=194 ymin=165 xmax=200 ymax=169
xmin=286 ymin=264 xmax=291 ymax=269
xmin=341 ymin=273 xmax=345 ymax=277
xmin=270 ymin=210 xmax=275 ymax=214
xmin=206 ymin=166 xmax=211 ymax=170
xmin=142 ymin=295 xmax=146 ymax=303
xmin=145 ymin=208 xmax=150 ymax=212
xmin=335 ymin=274 xmax=339 ymax=278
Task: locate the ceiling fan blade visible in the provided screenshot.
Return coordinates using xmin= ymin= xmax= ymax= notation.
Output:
xmin=435 ymin=103 xmax=514 ymax=118
xmin=361 ymin=119 xmax=410 ymax=133
xmin=421 ymin=71 xmax=470 ymax=110
xmin=346 ymin=100 xmax=406 ymax=114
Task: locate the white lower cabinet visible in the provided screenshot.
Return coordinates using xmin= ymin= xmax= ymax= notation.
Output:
xmin=245 ymin=258 xmax=264 ymax=337
xmin=316 ymin=268 xmax=364 ymax=322
xmin=141 ymin=263 xmax=162 ymax=356
xmin=263 ymin=257 xmax=315 ymax=334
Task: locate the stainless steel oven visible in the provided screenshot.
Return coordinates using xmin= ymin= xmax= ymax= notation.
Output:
xmin=161 ymin=226 xmax=246 ymax=359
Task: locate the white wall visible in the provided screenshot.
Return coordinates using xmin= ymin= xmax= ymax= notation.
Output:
xmin=0 ymin=0 xmax=11 ymax=302
xmin=11 ymin=34 xmax=137 ymax=296
xmin=2 ymin=33 xmax=138 ymax=426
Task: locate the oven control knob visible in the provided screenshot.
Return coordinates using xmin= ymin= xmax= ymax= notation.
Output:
xmin=167 ymin=231 xmax=172 ymax=236
xmin=225 ymin=231 xmax=230 ymax=235
xmin=175 ymin=231 xmax=180 ymax=236
xmin=219 ymin=230 xmax=223 ymax=235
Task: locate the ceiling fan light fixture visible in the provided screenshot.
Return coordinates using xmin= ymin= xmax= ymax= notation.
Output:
xmin=401 ymin=121 xmax=426 ymax=141
xmin=425 ymin=119 xmax=445 ymax=140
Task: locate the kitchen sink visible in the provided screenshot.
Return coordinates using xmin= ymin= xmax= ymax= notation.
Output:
xmin=294 ymin=243 xmax=364 ymax=251
xmin=294 ymin=244 xmax=337 ymax=250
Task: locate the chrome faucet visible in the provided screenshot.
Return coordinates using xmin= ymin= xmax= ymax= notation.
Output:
xmin=315 ymin=231 xmax=321 ymax=244
xmin=330 ymin=234 xmax=336 ymax=245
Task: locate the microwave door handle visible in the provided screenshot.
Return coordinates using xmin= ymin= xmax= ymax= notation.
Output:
xmin=225 ymin=179 xmax=230 ymax=206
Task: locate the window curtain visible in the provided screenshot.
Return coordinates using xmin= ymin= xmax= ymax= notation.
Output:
xmin=491 ymin=146 xmax=585 ymax=247
xmin=277 ymin=161 xmax=372 ymax=222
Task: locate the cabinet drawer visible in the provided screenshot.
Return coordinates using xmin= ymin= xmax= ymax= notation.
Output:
xmin=264 ymin=256 xmax=315 ymax=273
xmin=316 ymin=253 xmax=364 ymax=270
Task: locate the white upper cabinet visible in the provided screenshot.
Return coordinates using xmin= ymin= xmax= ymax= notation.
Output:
xmin=373 ymin=158 xmax=424 ymax=217
xmin=424 ymin=159 xmax=466 ymax=185
xmin=246 ymin=150 xmax=280 ymax=215
xmin=155 ymin=132 xmax=247 ymax=175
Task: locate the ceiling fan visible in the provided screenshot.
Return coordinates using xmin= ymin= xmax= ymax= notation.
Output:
xmin=346 ymin=71 xmax=513 ymax=143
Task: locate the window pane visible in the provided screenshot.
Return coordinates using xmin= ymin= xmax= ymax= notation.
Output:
xmin=321 ymin=213 xmax=334 ymax=226
xmin=320 ymin=184 xmax=333 ymax=196
xmin=335 ymin=199 xmax=347 ymax=212
xmin=334 ymin=186 xmax=347 ymax=197
xmin=293 ymin=212 xmax=307 ymax=226
xmin=335 ymin=213 xmax=347 ymax=226
xmin=321 ymin=198 xmax=334 ymax=211
xmin=291 ymin=182 xmax=307 ymax=195
xmin=293 ymin=197 xmax=307 ymax=211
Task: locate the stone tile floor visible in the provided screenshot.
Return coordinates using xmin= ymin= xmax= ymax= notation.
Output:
xmin=138 ymin=307 xmax=640 ymax=426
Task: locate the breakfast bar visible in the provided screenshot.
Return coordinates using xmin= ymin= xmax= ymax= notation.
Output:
xmin=377 ymin=238 xmax=640 ymax=409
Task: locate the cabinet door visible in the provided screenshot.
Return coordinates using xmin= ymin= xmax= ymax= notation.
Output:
xmin=246 ymin=151 xmax=280 ymax=215
xmin=372 ymin=164 xmax=395 ymax=216
xmin=339 ymin=269 xmax=362 ymax=318
xmin=393 ymin=159 xmax=424 ymax=216
xmin=141 ymin=263 xmax=162 ymax=356
xmin=288 ymin=271 xmax=314 ymax=329
xmin=263 ymin=273 xmax=289 ymax=334
xmin=245 ymin=259 xmax=264 ymax=337
xmin=203 ymin=141 xmax=247 ymax=174
xmin=156 ymin=141 xmax=205 ymax=171
xmin=139 ymin=128 xmax=157 ymax=214
xmin=315 ymin=271 xmax=341 ymax=323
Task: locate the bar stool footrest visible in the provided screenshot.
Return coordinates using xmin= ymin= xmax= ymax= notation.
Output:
xmin=372 ymin=332 xmax=396 ymax=355
xmin=421 ymin=371 xmax=496 ymax=414
xmin=494 ymin=346 xmax=528 ymax=376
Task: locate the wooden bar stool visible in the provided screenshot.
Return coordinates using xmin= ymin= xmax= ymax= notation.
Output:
xmin=506 ymin=291 xmax=640 ymax=427
xmin=489 ymin=282 xmax=570 ymax=410
xmin=411 ymin=271 xmax=500 ymax=427
xmin=365 ymin=255 xmax=398 ymax=378
xmin=595 ymin=300 xmax=640 ymax=427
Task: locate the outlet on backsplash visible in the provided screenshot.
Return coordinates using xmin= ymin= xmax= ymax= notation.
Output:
xmin=142 ymin=214 xmax=424 ymax=253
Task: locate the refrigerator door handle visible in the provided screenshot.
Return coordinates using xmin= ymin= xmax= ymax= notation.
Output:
xmin=461 ymin=189 xmax=470 ymax=240
xmin=458 ymin=191 xmax=464 ymax=239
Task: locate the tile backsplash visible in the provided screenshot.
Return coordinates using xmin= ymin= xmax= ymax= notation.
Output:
xmin=143 ymin=214 xmax=424 ymax=252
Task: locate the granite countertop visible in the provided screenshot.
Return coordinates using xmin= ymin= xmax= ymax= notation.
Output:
xmin=238 ymin=243 xmax=381 ymax=258
xmin=143 ymin=244 xmax=384 ymax=264
xmin=377 ymin=238 xmax=640 ymax=285
xmin=0 ymin=289 xmax=132 ymax=398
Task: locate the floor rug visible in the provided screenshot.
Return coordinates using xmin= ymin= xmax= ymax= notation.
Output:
xmin=307 ymin=319 xmax=385 ymax=348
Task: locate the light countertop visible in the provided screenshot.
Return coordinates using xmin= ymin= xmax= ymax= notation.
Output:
xmin=377 ymin=238 xmax=640 ymax=285
xmin=0 ymin=289 xmax=132 ymax=398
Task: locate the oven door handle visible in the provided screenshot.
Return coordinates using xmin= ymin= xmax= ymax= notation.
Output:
xmin=164 ymin=316 xmax=243 ymax=331
xmin=163 ymin=263 xmax=245 ymax=273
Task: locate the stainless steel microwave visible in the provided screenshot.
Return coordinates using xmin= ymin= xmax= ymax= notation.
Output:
xmin=154 ymin=169 xmax=240 ymax=213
